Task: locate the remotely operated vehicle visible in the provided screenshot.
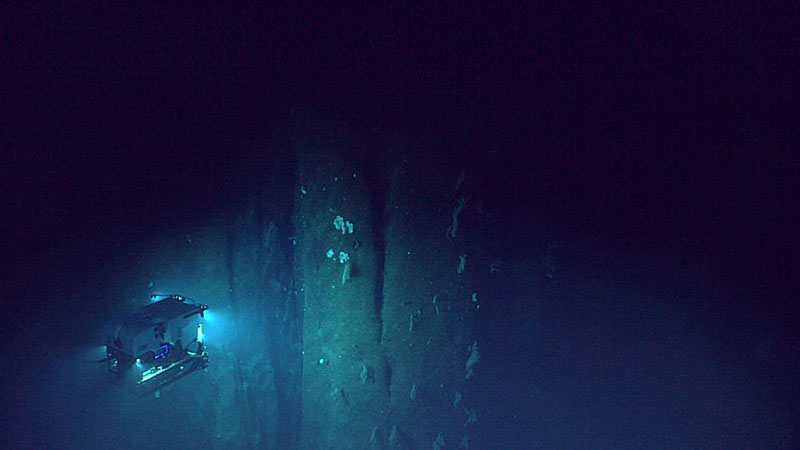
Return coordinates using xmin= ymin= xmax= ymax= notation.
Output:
xmin=105 ymin=294 xmax=209 ymax=392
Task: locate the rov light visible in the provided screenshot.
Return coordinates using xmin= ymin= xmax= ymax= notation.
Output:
xmin=154 ymin=344 xmax=169 ymax=360
xmin=198 ymin=308 xmax=231 ymax=344
xmin=196 ymin=323 xmax=204 ymax=344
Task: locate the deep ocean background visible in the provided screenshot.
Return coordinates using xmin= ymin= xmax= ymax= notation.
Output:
xmin=3 ymin=4 xmax=798 ymax=448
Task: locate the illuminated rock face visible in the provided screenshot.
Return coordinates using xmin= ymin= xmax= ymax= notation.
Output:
xmin=294 ymin=117 xmax=389 ymax=449
xmin=294 ymin=116 xmax=482 ymax=449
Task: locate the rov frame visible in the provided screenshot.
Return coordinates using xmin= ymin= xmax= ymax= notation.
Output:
xmin=106 ymin=295 xmax=209 ymax=390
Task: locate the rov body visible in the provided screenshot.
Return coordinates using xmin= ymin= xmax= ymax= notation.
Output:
xmin=105 ymin=295 xmax=208 ymax=391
